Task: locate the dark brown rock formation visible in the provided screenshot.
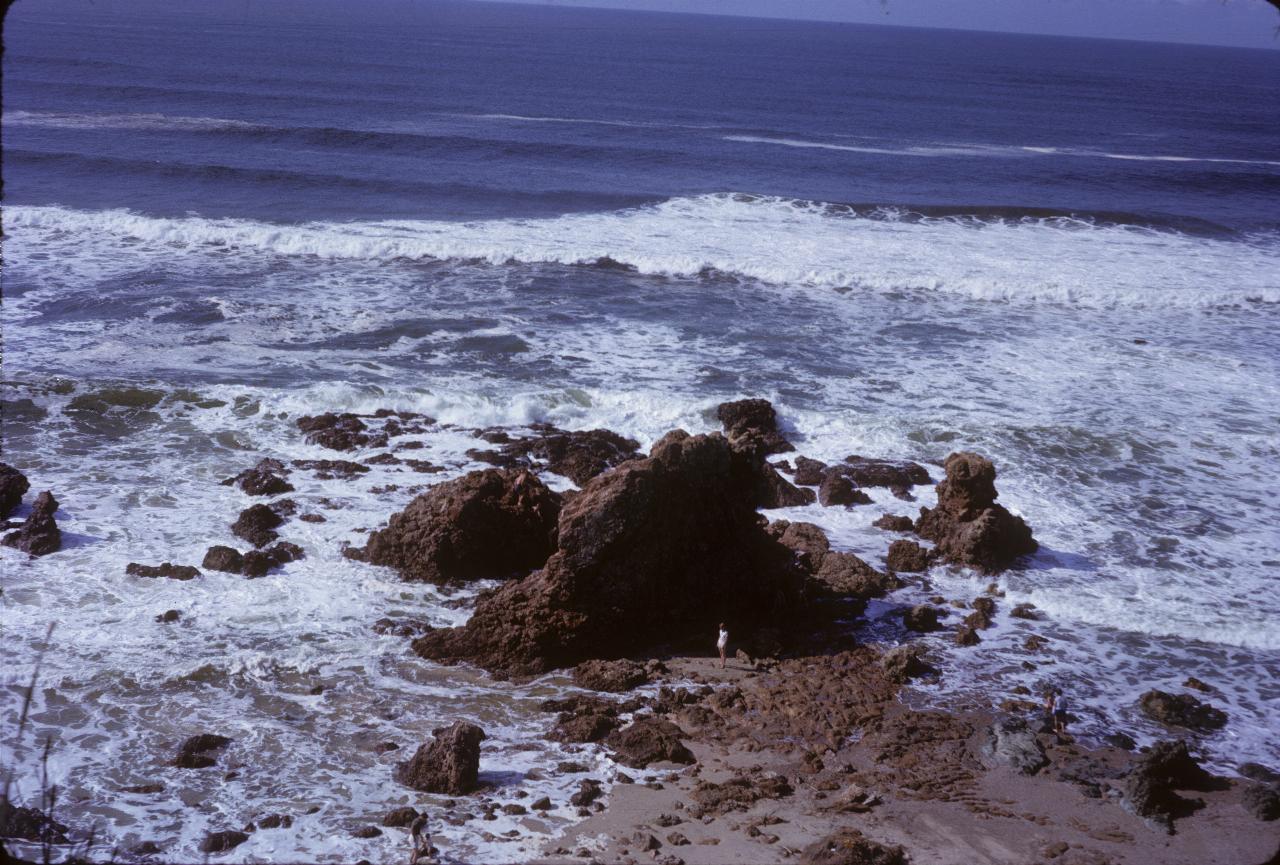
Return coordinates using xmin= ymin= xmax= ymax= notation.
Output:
xmin=174 ymin=734 xmax=232 ymax=769
xmin=199 ymin=830 xmax=249 ymax=854
xmin=202 ymin=545 xmax=244 ymax=573
xmin=296 ymin=412 xmax=387 ymax=451
xmin=358 ymin=469 xmax=559 ymax=583
xmin=914 ymin=452 xmax=1036 ymax=573
xmin=1138 ymin=690 xmax=1228 ymax=732
xmin=841 ymin=456 xmax=931 ymax=497
xmin=801 ymin=828 xmax=908 ymax=865
xmin=1119 ymin=739 xmax=1220 ymax=832
xmin=715 ymin=398 xmax=794 ymax=456
xmin=292 ymin=458 xmax=370 ymax=479
xmin=573 ymin=659 xmax=650 ymax=692
xmin=791 ymin=456 xmax=829 ymax=487
xmin=223 ymin=458 xmax=294 ymax=496
xmin=818 ymin=474 xmax=872 ymax=507
xmin=885 ymin=540 xmax=929 ymax=573
xmin=231 ymin=503 xmax=283 ymax=548
xmin=498 ymin=426 xmax=642 ymax=485
xmin=605 ymin=717 xmax=695 ymax=768
xmin=872 ymin=514 xmax=915 ymax=532
xmin=412 ymin=431 xmax=808 ymax=677
xmin=1 ymin=490 xmax=61 ymax=556
xmin=903 ymin=605 xmax=944 ymax=632
xmin=395 ymin=721 xmax=486 ymax=794
xmin=126 ymin=562 xmax=201 ymax=580
xmin=241 ymin=541 xmax=304 ymax=578
xmin=0 ymin=463 xmax=30 ymax=519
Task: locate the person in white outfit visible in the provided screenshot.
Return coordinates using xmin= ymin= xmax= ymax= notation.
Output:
xmin=717 ymin=623 xmax=729 ymax=669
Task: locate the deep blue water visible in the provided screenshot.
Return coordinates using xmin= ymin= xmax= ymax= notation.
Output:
xmin=5 ymin=0 xmax=1279 ymax=229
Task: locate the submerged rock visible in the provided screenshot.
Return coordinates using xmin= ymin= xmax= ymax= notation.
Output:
xmin=359 ymin=468 xmax=559 ymax=583
xmin=241 ymin=541 xmax=304 ymax=578
xmin=903 ymin=605 xmax=944 ymax=633
xmin=231 ymin=503 xmax=283 ymax=548
xmin=1 ymin=490 xmax=62 ymax=556
xmin=174 ymin=733 xmax=232 ymax=769
xmin=872 ymin=514 xmax=915 ymax=532
xmin=126 ymin=562 xmax=201 ymax=580
xmin=0 ymin=463 xmax=31 ymax=518
xmin=914 ymin=452 xmax=1036 ymax=573
xmin=841 ymin=457 xmax=931 ymax=498
xmin=1138 ymin=690 xmax=1228 ymax=732
xmin=413 ymin=431 xmax=808 ymax=677
xmin=0 ymin=799 xmax=69 ymax=843
xmin=395 ymin=721 xmax=486 ymax=794
xmin=715 ymin=398 xmax=794 ymax=456
xmin=199 ymin=830 xmax=249 ymax=854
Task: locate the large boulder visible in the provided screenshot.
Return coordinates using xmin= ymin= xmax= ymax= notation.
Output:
xmin=1 ymin=491 xmax=61 ymax=556
xmin=413 ymin=431 xmax=808 ymax=677
xmin=202 ymin=545 xmax=244 ymax=573
xmin=885 ymin=540 xmax=929 ymax=573
xmin=1138 ymin=690 xmax=1228 ymax=732
xmin=0 ymin=463 xmax=30 ymax=519
xmin=715 ymin=399 xmax=794 ymax=456
xmin=498 ymin=426 xmax=642 ymax=485
xmin=573 ymin=659 xmax=650 ymax=693
xmin=395 ymin=721 xmax=486 ymax=794
xmin=1119 ymin=739 xmax=1219 ymax=832
xmin=914 ymin=453 xmax=1036 ymax=573
xmin=605 ymin=717 xmax=695 ymax=768
xmin=358 ymin=469 xmax=560 ymax=583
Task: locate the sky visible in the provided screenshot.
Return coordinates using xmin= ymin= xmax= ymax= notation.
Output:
xmin=481 ymin=0 xmax=1280 ymax=49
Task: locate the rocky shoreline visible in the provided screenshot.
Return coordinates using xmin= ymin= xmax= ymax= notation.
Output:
xmin=2 ymin=398 xmax=1275 ymax=864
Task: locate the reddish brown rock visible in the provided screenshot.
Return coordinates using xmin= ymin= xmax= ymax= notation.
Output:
xmin=412 ymin=431 xmax=807 ymax=677
xmin=841 ymin=457 xmax=931 ymax=497
xmin=0 ymin=463 xmax=30 ymax=519
xmin=818 ymin=474 xmax=872 ymax=507
xmin=872 ymin=514 xmax=915 ymax=532
xmin=791 ymin=456 xmax=829 ymax=487
xmin=1119 ymin=739 xmax=1220 ymax=832
xmin=499 ymin=426 xmax=642 ymax=485
xmin=605 ymin=717 xmax=695 ymax=768
xmin=1138 ymin=690 xmax=1228 ymax=732
xmin=573 ymin=659 xmax=650 ymax=692
xmin=914 ymin=453 xmax=1036 ymax=573
xmin=358 ymin=469 xmax=559 ymax=583
xmin=223 ymin=458 xmax=294 ymax=496
xmin=296 ymin=412 xmax=387 ymax=451
xmin=885 ymin=540 xmax=930 ymax=573
xmin=395 ymin=721 xmax=486 ymax=794
xmin=802 ymin=828 xmax=908 ymax=865
xmin=202 ymin=545 xmax=244 ymax=574
xmin=715 ymin=399 xmax=794 ymax=456
xmin=1 ymin=490 xmax=61 ymax=556
xmin=903 ymin=605 xmax=944 ymax=633
xmin=126 ymin=562 xmax=200 ymax=581
xmin=292 ymin=458 xmax=370 ymax=479
xmin=241 ymin=541 xmax=304 ymax=578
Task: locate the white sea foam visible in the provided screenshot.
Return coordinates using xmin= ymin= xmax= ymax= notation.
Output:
xmin=3 ymin=109 xmax=259 ymax=131
xmin=7 ymin=197 xmax=1279 ymax=309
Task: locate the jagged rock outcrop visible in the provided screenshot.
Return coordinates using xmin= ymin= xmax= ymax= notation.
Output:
xmin=395 ymin=721 xmax=486 ymax=794
xmin=818 ymin=474 xmax=871 ymax=507
xmin=202 ymin=545 xmax=244 ymax=573
xmin=715 ymin=399 xmax=794 ymax=456
xmin=767 ymin=519 xmax=897 ymax=605
xmin=222 ymin=458 xmax=294 ymax=496
xmin=1 ymin=491 xmax=62 ymax=556
xmin=357 ymin=469 xmax=559 ymax=583
xmin=241 ymin=541 xmax=304 ymax=578
xmin=914 ymin=453 xmax=1036 ymax=573
xmin=413 ymin=431 xmax=808 ymax=677
xmin=1138 ymin=690 xmax=1228 ymax=732
xmin=841 ymin=456 xmax=931 ymax=498
xmin=0 ymin=463 xmax=30 ymax=519
xmin=573 ymin=659 xmax=651 ymax=692
xmin=885 ymin=539 xmax=930 ymax=573
xmin=296 ymin=412 xmax=387 ymax=451
xmin=605 ymin=717 xmax=695 ymax=768
xmin=497 ymin=426 xmax=642 ymax=485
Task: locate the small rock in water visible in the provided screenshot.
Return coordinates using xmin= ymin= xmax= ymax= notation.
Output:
xmin=257 ymin=813 xmax=293 ymax=829
xmin=1183 ymin=676 xmax=1214 ymax=693
xmin=872 ymin=514 xmax=914 ymax=532
xmin=202 ymin=545 xmax=244 ymax=573
xmin=817 ymin=474 xmax=871 ymax=507
xmin=155 ymin=609 xmax=182 ymax=623
xmin=0 ymin=463 xmax=31 ymax=519
xmin=902 ymin=604 xmax=943 ymax=632
xmin=395 ymin=721 xmax=486 ymax=794
xmin=886 ymin=540 xmax=930 ymax=573
xmin=199 ymin=830 xmax=249 ymax=853
xmin=1009 ymin=602 xmax=1039 ymax=620
xmin=127 ymin=562 xmax=200 ymax=580
xmin=231 ymin=503 xmax=283 ymax=548
xmin=174 ymin=733 xmax=233 ymax=769
xmin=1 ymin=490 xmax=62 ymax=556
xmin=531 ymin=796 xmax=552 ymax=811
xmin=954 ymin=625 xmax=981 ymax=646
xmin=351 ymin=825 xmax=382 ymax=838
xmin=225 ymin=458 xmax=294 ymax=496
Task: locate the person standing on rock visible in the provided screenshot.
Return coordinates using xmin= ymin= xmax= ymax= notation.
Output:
xmin=1052 ymin=687 xmax=1070 ymax=735
xmin=717 ymin=622 xmax=729 ymax=669
xmin=410 ymin=812 xmax=432 ymax=865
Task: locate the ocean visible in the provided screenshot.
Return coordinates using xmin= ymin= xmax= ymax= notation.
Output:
xmin=2 ymin=0 xmax=1278 ymax=860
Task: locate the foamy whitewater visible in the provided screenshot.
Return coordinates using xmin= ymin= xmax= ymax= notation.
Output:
xmin=3 ymin=1 xmax=1279 ymax=861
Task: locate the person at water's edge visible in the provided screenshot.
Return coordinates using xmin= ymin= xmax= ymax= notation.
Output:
xmin=717 ymin=622 xmax=728 ymax=669
xmin=1045 ymin=687 xmax=1069 ymax=735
